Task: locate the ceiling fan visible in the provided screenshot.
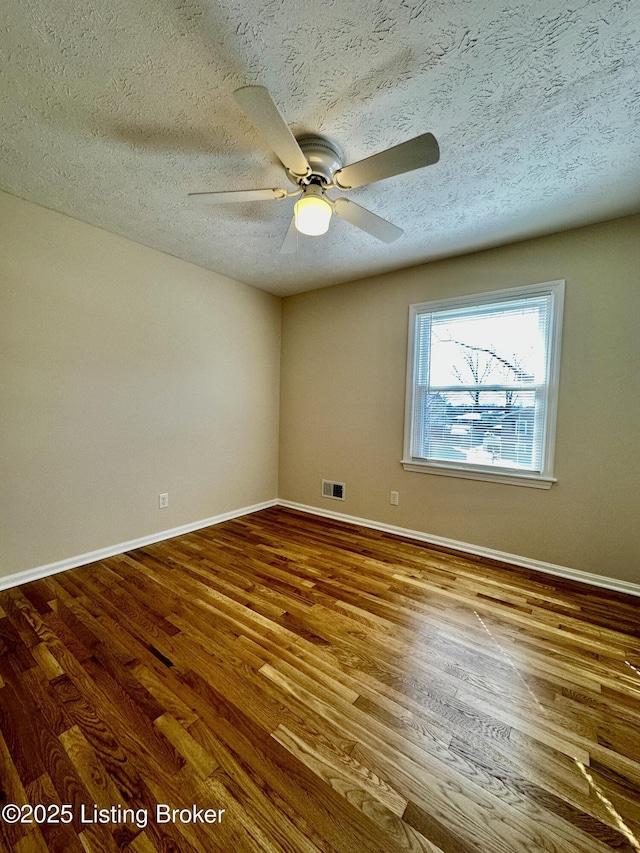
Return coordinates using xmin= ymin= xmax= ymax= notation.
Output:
xmin=189 ymin=86 xmax=440 ymax=253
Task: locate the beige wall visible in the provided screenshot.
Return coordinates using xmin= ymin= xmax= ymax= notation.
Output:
xmin=1 ymin=191 xmax=281 ymax=576
xmin=279 ymin=214 xmax=640 ymax=583
xmin=3 ymin=190 xmax=638 ymax=586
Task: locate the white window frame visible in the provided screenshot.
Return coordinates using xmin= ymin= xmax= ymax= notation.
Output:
xmin=402 ymin=280 xmax=565 ymax=489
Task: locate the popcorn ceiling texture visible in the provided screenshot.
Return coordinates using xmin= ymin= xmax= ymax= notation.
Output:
xmin=1 ymin=0 xmax=639 ymax=295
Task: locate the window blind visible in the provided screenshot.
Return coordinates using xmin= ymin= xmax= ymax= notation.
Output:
xmin=410 ymin=292 xmax=555 ymax=475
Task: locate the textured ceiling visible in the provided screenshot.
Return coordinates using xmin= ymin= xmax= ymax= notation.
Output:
xmin=2 ymin=0 xmax=639 ymax=296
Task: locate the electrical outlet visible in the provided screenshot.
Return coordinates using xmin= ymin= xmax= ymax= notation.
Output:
xmin=390 ymin=491 xmax=399 ymax=506
xmin=158 ymin=493 xmax=169 ymax=509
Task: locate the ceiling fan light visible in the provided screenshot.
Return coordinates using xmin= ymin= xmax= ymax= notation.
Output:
xmin=294 ymin=187 xmax=332 ymax=236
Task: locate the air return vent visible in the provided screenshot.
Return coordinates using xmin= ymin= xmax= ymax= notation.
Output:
xmin=322 ymin=479 xmax=345 ymax=500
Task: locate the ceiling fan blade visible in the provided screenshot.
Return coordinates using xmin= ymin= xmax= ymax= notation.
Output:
xmin=188 ymin=188 xmax=289 ymax=203
xmin=333 ymin=132 xmax=439 ymax=190
xmin=233 ymin=86 xmax=310 ymax=179
xmin=280 ymin=216 xmax=299 ymax=254
xmin=333 ymin=197 xmax=403 ymax=243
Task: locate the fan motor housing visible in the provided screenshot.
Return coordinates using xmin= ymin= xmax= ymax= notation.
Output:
xmin=294 ymin=135 xmax=343 ymax=184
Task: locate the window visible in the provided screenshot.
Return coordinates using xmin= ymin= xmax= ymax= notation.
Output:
xmin=402 ymin=280 xmax=564 ymax=488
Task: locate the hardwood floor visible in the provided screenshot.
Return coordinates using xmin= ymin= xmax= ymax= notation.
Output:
xmin=1 ymin=506 xmax=639 ymax=853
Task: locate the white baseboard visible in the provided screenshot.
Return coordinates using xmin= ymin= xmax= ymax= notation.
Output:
xmin=4 ymin=497 xmax=638 ymax=600
xmin=277 ymin=500 xmax=640 ymax=599
xmin=0 ymin=499 xmax=278 ymax=592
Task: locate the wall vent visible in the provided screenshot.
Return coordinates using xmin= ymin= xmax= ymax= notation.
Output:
xmin=322 ymin=479 xmax=345 ymax=500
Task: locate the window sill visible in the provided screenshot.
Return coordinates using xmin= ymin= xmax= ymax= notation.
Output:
xmin=400 ymin=460 xmax=556 ymax=489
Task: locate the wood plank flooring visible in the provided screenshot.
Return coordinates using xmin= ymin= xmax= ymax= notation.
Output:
xmin=1 ymin=506 xmax=639 ymax=852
